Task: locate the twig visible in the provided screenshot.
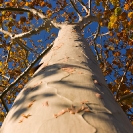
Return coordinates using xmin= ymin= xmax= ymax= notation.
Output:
xmin=0 ymin=44 xmax=53 ymax=98
xmin=70 ymin=0 xmax=82 ymax=21
xmin=116 ymin=55 xmax=133 ymax=100
xmin=14 ymin=39 xmax=32 ymax=52
xmin=0 ymin=74 xmax=9 ymax=80
xmin=93 ymin=24 xmax=103 ymax=64
xmin=88 ymin=0 xmax=91 ymax=15
xmin=87 ymin=31 xmax=110 ymax=38
xmin=6 ymin=50 xmax=10 ymax=63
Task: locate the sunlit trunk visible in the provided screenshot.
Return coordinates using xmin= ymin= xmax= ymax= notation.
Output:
xmin=1 ymin=24 xmax=133 ymax=133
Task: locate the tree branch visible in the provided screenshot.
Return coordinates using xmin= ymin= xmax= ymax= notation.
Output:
xmin=1 ymin=97 xmax=9 ymax=112
xmin=0 ymin=43 xmax=53 ymax=98
xmin=79 ymin=15 xmax=98 ymax=28
xmin=88 ymin=0 xmax=91 ymax=15
xmin=0 ymin=7 xmax=30 ymax=12
xmin=93 ymin=24 xmax=103 ymax=64
xmin=116 ymin=55 xmax=133 ymax=100
xmin=13 ymin=39 xmax=32 ymax=51
xmin=0 ymin=28 xmax=31 ymax=51
xmin=81 ymin=21 xmax=91 ymax=30
xmin=0 ymin=74 xmax=9 ymax=81
xmin=77 ymin=0 xmax=90 ymax=15
xmin=0 ymin=28 xmax=12 ymax=37
xmin=70 ymin=0 xmax=82 ymax=21
xmin=11 ymin=19 xmax=55 ymax=40
xmin=0 ymin=7 xmax=46 ymax=20
xmin=118 ymin=93 xmax=133 ymax=102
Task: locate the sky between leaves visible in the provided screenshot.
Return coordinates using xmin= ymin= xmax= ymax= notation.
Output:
xmin=0 ymin=0 xmax=133 ymax=125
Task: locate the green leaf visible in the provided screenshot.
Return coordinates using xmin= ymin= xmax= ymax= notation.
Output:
xmin=114 ymin=7 xmax=122 ymax=16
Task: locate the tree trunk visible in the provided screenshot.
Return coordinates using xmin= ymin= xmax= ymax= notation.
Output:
xmin=1 ymin=24 xmax=133 ymax=133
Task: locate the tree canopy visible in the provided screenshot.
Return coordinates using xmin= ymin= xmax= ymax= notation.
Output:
xmin=0 ymin=0 xmax=133 ymax=125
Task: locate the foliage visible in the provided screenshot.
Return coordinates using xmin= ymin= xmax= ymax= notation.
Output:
xmin=0 ymin=0 xmax=133 ymax=125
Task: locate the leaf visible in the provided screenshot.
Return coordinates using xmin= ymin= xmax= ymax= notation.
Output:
xmin=40 ymin=1 xmax=46 ymax=7
xmin=114 ymin=7 xmax=122 ymax=16
xmin=128 ymin=12 xmax=133 ymax=19
xmin=110 ymin=15 xmax=117 ymax=23
xmin=0 ymin=61 xmax=2 ymax=66
xmin=124 ymin=4 xmax=130 ymax=10
xmin=119 ymin=12 xmax=127 ymax=21
xmin=46 ymin=10 xmax=52 ymax=18
xmin=113 ymin=51 xmax=121 ymax=56
xmin=25 ymin=2 xmax=29 ymax=6
xmin=20 ymin=16 xmax=26 ymax=23
xmin=18 ymin=84 xmax=23 ymax=89
xmin=4 ymin=34 xmax=9 ymax=39
xmin=107 ymin=45 xmax=115 ymax=51
xmin=0 ymin=112 xmax=5 ymax=122
xmin=110 ymin=0 xmax=119 ymax=6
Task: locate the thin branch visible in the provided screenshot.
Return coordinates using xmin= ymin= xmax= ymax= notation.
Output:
xmin=0 ymin=28 xmax=12 ymax=37
xmin=70 ymin=0 xmax=82 ymax=21
xmin=13 ymin=39 xmax=32 ymax=52
xmin=118 ymin=93 xmax=133 ymax=102
xmin=81 ymin=21 xmax=91 ymax=30
xmin=120 ymin=102 xmax=133 ymax=114
xmin=6 ymin=50 xmax=10 ymax=63
xmin=88 ymin=0 xmax=91 ymax=15
xmin=0 ymin=7 xmax=46 ymax=20
xmin=93 ymin=24 xmax=103 ymax=64
xmin=0 ymin=74 xmax=10 ymax=81
xmin=116 ymin=56 xmax=133 ymax=100
xmin=0 ymin=43 xmax=53 ymax=98
xmin=0 ymin=7 xmax=30 ymax=12
xmin=0 ymin=97 xmax=9 ymax=112
xmin=77 ymin=0 xmax=90 ymax=15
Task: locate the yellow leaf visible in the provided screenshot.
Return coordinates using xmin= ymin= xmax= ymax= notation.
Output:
xmin=4 ymin=34 xmax=9 ymax=39
xmin=128 ymin=12 xmax=133 ymax=19
xmin=40 ymin=1 xmax=46 ymax=7
xmin=110 ymin=15 xmax=117 ymax=23
xmin=25 ymin=2 xmax=29 ymax=6
xmin=0 ymin=115 xmax=4 ymax=122
xmin=6 ymin=46 xmax=11 ymax=50
xmin=0 ymin=61 xmax=2 ymax=66
xmin=107 ymin=45 xmax=115 ymax=51
xmin=1 ymin=11 xmax=6 ymax=15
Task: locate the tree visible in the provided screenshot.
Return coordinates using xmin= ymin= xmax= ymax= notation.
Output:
xmin=0 ymin=0 xmax=133 ymax=132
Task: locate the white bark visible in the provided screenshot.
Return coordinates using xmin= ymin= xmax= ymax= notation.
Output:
xmin=1 ymin=24 xmax=133 ymax=133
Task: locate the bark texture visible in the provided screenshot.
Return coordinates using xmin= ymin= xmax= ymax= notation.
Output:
xmin=1 ymin=24 xmax=133 ymax=133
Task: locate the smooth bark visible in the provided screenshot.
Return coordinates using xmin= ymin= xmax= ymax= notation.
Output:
xmin=1 ymin=24 xmax=133 ymax=133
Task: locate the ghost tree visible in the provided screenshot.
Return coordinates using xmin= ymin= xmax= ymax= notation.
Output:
xmin=0 ymin=0 xmax=133 ymax=133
